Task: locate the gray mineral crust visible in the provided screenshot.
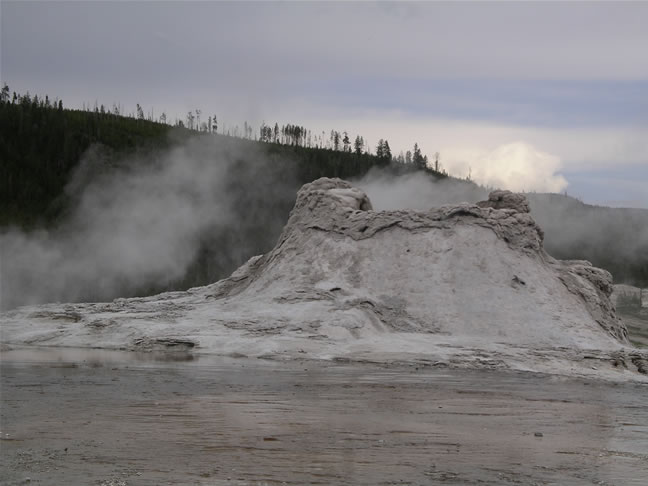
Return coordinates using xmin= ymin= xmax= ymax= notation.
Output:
xmin=1 ymin=178 xmax=645 ymax=380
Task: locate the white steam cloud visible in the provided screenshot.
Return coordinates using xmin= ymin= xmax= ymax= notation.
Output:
xmin=0 ymin=135 xmax=297 ymax=310
xmin=355 ymin=168 xmax=487 ymax=211
xmin=443 ymin=142 xmax=568 ymax=193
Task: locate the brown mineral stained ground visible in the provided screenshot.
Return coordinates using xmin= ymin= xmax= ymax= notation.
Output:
xmin=1 ymin=349 xmax=647 ymax=485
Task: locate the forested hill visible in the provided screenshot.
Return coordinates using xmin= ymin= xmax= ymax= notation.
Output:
xmin=0 ymin=95 xmax=169 ymax=226
xmin=0 ymin=88 xmax=455 ymax=307
xmin=0 ymin=89 xmax=445 ymax=228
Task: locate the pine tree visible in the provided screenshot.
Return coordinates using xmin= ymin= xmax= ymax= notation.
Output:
xmin=376 ymin=139 xmax=384 ymax=158
xmin=354 ymin=135 xmax=363 ymax=155
xmin=413 ymin=143 xmax=425 ymax=169
xmin=333 ymin=131 xmax=340 ymax=151
xmin=0 ymin=83 xmax=9 ymax=104
xmin=383 ymin=140 xmax=392 ymax=161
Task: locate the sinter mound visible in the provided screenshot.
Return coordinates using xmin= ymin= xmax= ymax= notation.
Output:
xmin=2 ymin=178 xmax=646 ymax=379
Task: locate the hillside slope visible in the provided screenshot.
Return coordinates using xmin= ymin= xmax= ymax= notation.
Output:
xmin=528 ymin=194 xmax=648 ymax=288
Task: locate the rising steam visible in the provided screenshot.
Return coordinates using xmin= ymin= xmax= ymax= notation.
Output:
xmin=0 ymin=134 xmax=298 ymax=309
xmin=443 ymin=141 xmax=568 ymax=193
xmin=2 ymin=137 xmax=645 ymax=312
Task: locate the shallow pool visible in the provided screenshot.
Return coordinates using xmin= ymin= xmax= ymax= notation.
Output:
xmin=1 ymin=348 xmax=647 ymax=485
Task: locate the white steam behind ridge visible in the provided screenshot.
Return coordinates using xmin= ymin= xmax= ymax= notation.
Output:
xmin=443 ymin=142 xmax=568 ymax=193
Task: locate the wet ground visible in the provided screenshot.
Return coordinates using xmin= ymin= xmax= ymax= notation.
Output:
xmin=1 ymin=348 xmax=647 ymax=485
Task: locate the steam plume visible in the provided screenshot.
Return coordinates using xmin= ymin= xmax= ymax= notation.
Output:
xmin=0 ymin=134 xmax=297 ymax=309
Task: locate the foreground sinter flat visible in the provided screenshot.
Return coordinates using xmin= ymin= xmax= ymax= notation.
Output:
xmin=2 ymin=178 xmax=646 ymax=381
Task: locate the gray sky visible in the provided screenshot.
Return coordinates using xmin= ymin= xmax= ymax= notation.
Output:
xmin=2 ymin=1 xmax=648 ymax=207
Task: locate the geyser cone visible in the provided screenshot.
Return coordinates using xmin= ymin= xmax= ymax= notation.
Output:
xmin=2 ymin=178 xmax=645 ymax=380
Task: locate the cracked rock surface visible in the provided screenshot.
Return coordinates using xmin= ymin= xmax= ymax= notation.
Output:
xmin=2 ymin=178 xmax=645 ymax=380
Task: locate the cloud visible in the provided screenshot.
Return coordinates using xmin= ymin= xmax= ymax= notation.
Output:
xmin=1 ymin=2 xmax=646 ymax=210
xmin=4 ymin=2 xmax=648 ymax=110
xmin=357 ymin=138 xmax=569 ymax=195
xmin=443 ymin=142 xmax=568 ymax=193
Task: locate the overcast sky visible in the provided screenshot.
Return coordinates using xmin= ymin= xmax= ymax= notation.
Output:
xmin=2 ymin=1 xmax=647 ymax=207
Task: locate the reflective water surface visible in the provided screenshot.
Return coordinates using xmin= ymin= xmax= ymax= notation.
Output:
xmin=1 ymin=348 xmax=647 ymax=485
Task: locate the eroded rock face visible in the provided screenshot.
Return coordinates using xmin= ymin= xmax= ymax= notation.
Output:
xmin=275 ymin=179 xmax=545 ymax=252
xmin=2 ymin=177 xmax=642 ymax=380
xmin=556 ymin=261 xmax=625 ymax=341
xmin=214 ymin=178 xmax=627 ymax=344
xmin=477 ymin=189 xmax=531 ymax=214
